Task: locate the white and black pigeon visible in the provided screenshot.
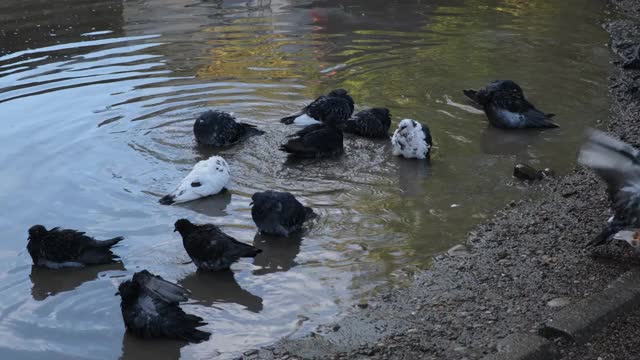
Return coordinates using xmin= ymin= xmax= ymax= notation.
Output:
xmin=578 ymin=129 xmax=640 ymax=247
xmin=174 ymin=219 xmax=262 ymax=271
xmin=391 ymin=119 xmax=433 ymax=160
xmin=280 ymin=89 xmax=355 ymax=126
xmin=159 ymin=156 xmax=230 ymax=205
xmin=27 ymin=225 xmax=123 ymax=269
xmin=250 ymin=191 xmax=315 ymax=237
xmin=463 ymin=80 xmax=558 ymax=129
xmin=117 ymin=270 xmax=210 ymax=343
xmin=193 ymin=110 xmax=264 ymax=147
xmin=342 ymin=108 xmax=391 ymax=138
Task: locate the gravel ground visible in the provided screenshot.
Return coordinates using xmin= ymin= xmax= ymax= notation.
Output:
xmin=242 ymin=1 xmax=640 ymax=359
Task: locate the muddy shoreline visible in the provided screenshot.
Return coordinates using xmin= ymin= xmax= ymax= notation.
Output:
xmin=242 ymin=1 xmax=640 ymax=359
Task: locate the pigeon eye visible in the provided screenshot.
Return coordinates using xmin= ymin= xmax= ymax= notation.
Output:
xmin=191 ymin=182 xmax=202 ymax=187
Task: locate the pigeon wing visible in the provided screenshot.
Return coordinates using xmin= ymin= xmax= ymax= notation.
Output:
xmin=579 ymin=129 xmax=640 ymax=198
xmin=134 ymin=271 xmax=189 ymax=304
xmin=41 ymin=228 xmax=93 ymax=262
xmin=129 ymin=293 xmax=209 ymax=343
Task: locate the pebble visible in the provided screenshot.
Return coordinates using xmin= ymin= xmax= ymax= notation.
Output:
xmin=448 ymin=244 xmax=470 ymax=257
xmin=547 ymin=297 xmax=571 ymax=308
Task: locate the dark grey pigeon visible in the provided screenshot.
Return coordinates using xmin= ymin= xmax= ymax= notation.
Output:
xmin=250 ymin=191 xmax=315 ymax=237
xmin=463 ymin=80 xmax=558 ymax=129
xmin=174 ymin=219 xmax=261 ymax=271
xmin=342 ymin=108 xmax=391 ymax=138
xmin=279 ymin=122 xmax=344 ymax=158
xmin=280 ymin=89 xmax=355 ymax=126
xmin=117 ymin=270 xmax=210 ymax=343
xmin=193 ymin=110 xmax=264 ymax=147
xmin=578 ymin=129 xmax=640 ymax=246
xmin=26 ymin=225 xmax=123 ymax=269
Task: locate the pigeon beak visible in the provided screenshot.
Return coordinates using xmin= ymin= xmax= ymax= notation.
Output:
xmin=249 ymin=201 xmax=254 ymax=206
xmin=159 ymin=194 xmax=175 ymax=205
xmin=114 ymin=291 xmax=120 ymax=296
xmin=173 ymin=227 xmax=178 ymax=232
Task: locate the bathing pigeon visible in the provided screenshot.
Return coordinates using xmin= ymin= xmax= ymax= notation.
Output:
xmin=280 ymin=89 xmax=355 ymax=126
xmin=26 ymin=225 xmax=123 ymax=269
xmin=578 ymin=129 xmax=640 ymax=246
xmin=251 ymin=191 xmax=315 ymax=237
xmin=463 ymin=80 xmax=558 ymax=129
xmin=159 ymin=156 xmax=230 ymax=205
xmin=391 ymin=119 xmax=432 ymax=160
xmin=193 ymin=110 xmax=264 ymax=147
xmin=174 ymin=219 xmax=261 ymax=271
xmin=279 ymin=122 xmax=344 ymax=158
xmin=117 ymin=270 xmax=210 ymax=343
xmin=342 ymin=108 xmax=391 ymax=138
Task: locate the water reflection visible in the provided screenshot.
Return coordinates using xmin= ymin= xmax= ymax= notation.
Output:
xmin=179 ymin=270 xmax=263 ymax=313
xmin=174 ymin=189 xmax=233 ymax=218
xmin=121 ymin=333 xmax=187 ymax=360
xmin=396 ymin=157 xmax=433 ymax=198
xmin=252 ymin=233 xmax=303 ymax=275
xmin=30 ymin=263 xmax=125 ymax=301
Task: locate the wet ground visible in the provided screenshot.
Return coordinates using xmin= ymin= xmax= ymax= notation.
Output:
xmin=0 ymin=0 xmax=610 ymax=359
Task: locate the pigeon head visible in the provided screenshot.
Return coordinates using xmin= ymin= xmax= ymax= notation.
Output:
xmin=251 ymin=191 xmax=286 ymax=211
xmin=371 ymin=107 xmax=390 ymax=118
xmin=28 ymin=225 xmax=47 ymax=241
xmin=495 ymin=80 xmax=523 ymax=93
xmin=327 ymin=89 xmax=354 ymax=109
xmin=198 ymin=110 xmax=235 ymax=123
xmin=174 ymin=219 xmax=196 ymax=235
xmin=397 ymin=119 xmax=420 ymax=135
xmin=117 ymin=280 xmax=140 ymax=303
xmin=474 ymin=80 xmax=524 ymax=105
xmin=328 ymin=89 xmax=348 ymax=98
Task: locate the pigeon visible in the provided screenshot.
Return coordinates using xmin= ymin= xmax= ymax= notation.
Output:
xmin=391 ymin=119 xmax=432 ymax=160
xmin=159 ymin=156 xmax=230 ymax=205
xmin=26 ymin=225 xmax=123 ymax=269
xmin=280 ymin=89 xmax=355 ymax=126
xmin=251 ymin=191 xmax=315 ymax=237
xmin=578 ymin=129 xmax=640 ymax=246
xmin=174 ymin=219 xmax=261 ymax=271
xmin=341 ymin=108 xmax=391 ymax=138
xmin=193 ymin=110 xmax=264 ymax=147
xmin=117 ymin=270 xmax=210 ymax=343
xmin=463 ymin=80 xmax=558 ymax=129
xmin=279 ymin=122 xmax=344 ymax=158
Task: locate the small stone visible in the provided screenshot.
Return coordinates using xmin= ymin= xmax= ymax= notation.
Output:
xmin=243 ymin=349 xmax=258 ymax=356
xmin=357 ymin=302 xmax=369 ymax=309
xmin=454 ymin=346 xmax=466 ymax=352
xmin=547 ymin=297 xmax=571 ymax=308
xmin=448 ymin=244 xmax=470 ymax=257
xmin=332 ymin=324 xmax=341 ymax=332
xmin=407 ymin=328 xmax=419 ymax=334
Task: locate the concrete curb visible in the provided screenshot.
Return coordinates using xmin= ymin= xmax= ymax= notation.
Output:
xmin=483 ymin=268 xmax=640 ymax=360
xmin=540 ymin=268 xmax=640 ymax=343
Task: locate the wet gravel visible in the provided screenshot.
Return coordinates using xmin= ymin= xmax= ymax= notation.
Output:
xmin=243 ymin=1 xmax=640 ymax=358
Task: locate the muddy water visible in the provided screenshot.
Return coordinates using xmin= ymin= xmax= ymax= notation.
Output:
xmin=0 ymin=0 xmax=609 ymax=359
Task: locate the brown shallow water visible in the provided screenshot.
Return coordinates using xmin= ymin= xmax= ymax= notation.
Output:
xmin=0 ymin=0 xmax=609 ymax=359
